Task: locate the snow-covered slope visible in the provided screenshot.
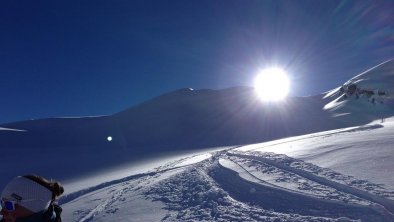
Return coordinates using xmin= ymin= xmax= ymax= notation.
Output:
xmin=59 ymin=118 xmax=394 ymax=221
xmin=1 ymin=61 xmax=394 ymax=192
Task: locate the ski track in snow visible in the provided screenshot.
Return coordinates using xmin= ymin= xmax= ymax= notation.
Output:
xmin=228 ymin=152 xmax=394 ymax=212
xmin=77 ymin=184 xmax=126 ymax=222
xmin=60 ymin=152 xmax=209 ymax=205
xmin=223 ymin=155 xmax=370 ymax=205
xmin=63 ymin=148 xmax=394 ymax=222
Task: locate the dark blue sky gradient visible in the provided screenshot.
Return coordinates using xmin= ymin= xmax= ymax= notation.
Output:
xmin=1 ymin=0 xmax=393 ymax=124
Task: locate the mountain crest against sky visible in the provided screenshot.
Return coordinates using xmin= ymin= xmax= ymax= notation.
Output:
xmin=2 ymin=60 xmax=394 ymax=152
xmin=323 ymin=59 xmax=394 ymax=116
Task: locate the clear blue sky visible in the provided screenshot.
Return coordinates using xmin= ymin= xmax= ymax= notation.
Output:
xmin=1 ymin=0 xmax=393 ymax=124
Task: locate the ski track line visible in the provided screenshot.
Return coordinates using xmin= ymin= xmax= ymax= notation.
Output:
xmin=225 ymin=156 xmax=351 ymax=201
xmin=74 ymin=164 xmax=195 ymax=222
xmin=214 ymin=157 xmax=392 ymax=221
xmin=60 ymin=163 xmax=196 ymax=205
xmin=61 ymin=148 xmax=232 ymax=205
xmin=78 ymin=185 xmax=126 ymax=222
xmin=228 ymin=152 xmax=394 ymax=217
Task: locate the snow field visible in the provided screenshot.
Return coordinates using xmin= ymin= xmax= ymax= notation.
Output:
xmin=62 ymin=145 xmax=394 ymax=221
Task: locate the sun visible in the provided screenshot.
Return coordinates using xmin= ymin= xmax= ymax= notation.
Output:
xmin=254 ymin=67 xmax=290 ymax=101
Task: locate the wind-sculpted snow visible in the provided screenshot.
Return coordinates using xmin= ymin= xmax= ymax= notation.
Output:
xmin=62 ymin=148 xmax=394 ymax=221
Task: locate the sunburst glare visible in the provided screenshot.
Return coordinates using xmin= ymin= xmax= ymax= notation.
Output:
xmin=254 ymin=67 xmax=290 ymax=101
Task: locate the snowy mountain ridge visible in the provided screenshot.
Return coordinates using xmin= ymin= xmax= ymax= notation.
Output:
xmin=325 ymin=59 xmax=394 ymax=98
xmin=324 ymin=59 xmax=394 ymax=113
